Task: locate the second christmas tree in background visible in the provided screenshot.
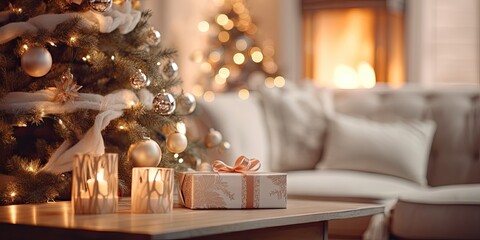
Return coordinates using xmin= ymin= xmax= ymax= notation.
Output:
xmin=192 ymin=0 xmax=286 ymax=101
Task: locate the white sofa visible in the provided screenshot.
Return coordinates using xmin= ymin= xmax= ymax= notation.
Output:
xmin=190 ymin=81 xmax=480 ymax=239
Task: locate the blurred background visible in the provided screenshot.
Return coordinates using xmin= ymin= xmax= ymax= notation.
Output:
xmin=142 ymin=0 xmax=479 ymax=94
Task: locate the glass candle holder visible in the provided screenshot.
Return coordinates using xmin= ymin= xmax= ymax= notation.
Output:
xmin=131 ymin=167 xmax=174 ymax=213
xmin=72 ymin=153 xmax=118 ymax=214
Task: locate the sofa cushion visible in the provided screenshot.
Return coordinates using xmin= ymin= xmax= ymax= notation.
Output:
xmin=333 ymin=87 xmax=480 ymax=186
xmin=391 ymin=184 xmax=480 ymax=239
xmin=198 ymin=93 xmax=271 ymax=170
xmin=287 ymin=169 xmax=422 ymax=200
xmin=317 ymin=114 xmax=436 ymax=185
xmin=259 ymin=80 xmax=333 ymax=171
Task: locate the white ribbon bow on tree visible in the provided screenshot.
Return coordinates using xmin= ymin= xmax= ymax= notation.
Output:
xmin=0 ymin=88 xmax=154 ymax=174
xmin=0 ymin=1 xmax=141 ymax=45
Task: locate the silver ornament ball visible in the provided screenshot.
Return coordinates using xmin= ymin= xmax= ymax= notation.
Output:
xmin=130 ymin=69 xmax=150 ymax=89
xmin=146 ymin=27 xmax=161 ymax=46
xmin=89 ymin=0 xmax=112 ymax=12
xmin=162 ymin=61 xmax=179 ymax=79
xmin=166 ymin=132 xmax=188 ymax=154
xmin=205 ymin=128 xmax=223 ymax=148
xmin=128 ymin=138 xmax=162 ymax=167
xmin=21 ymin=46 xmax=52 ymax=77
xmin=175 ymin=92 xmax=197 ymax=115
xmin=153 ymin=90 xmax=176 ymax=115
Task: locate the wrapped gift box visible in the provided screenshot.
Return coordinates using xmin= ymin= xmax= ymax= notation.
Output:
xmin=178 ymin=171 xmax=287 ymax=209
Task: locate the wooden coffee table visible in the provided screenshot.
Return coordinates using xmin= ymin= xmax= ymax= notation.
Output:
xmin=0 ymin=198 xmax=383 ymax=240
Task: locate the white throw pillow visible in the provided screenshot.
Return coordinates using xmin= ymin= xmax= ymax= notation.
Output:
xmin=317 ymin=114 xmax=436 ymax=185
xmin=259 ymin=80 xmax=334 ymax=171
xmin=199 ymin=93 xmax=271 ymax=171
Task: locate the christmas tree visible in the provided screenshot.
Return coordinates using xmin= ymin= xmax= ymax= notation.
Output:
xmin=192 ymin=0 xmax=285 ymax=101
xmin=0 ymin=0 xmax=203 ymax=205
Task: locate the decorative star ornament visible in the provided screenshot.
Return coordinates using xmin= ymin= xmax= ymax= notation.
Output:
xmin=53 ymin=68 xmax=82 ymax=104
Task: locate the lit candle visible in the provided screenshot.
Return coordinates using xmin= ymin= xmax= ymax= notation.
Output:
xmin=131 ymin=167 xmax=173 ymax=213
xmin=72 ymin=153 xmax=118 ymax=214
xmin=87 ymin=168 xmax=108 ymax=196
xmin=148 ymin=169 xmax=164 ymax=195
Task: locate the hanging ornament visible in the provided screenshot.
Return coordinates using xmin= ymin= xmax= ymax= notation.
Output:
xmin=88 ymin=0 xmax=112 ymax=12
xmin=21 ymin=46 xmax=52 ymax=77
xmin=128 ymin=138 xmax=162 ymax=167
xmin=175 ymin=92 xmax=197 ymax=115
xmin=162 ymin=60 xmax=179 ymax=79
xmin=153 ymin=90 xmax=176 ymax=115
xmin=52 ymin=68 xmax=82 ymax=104
xmin=130 ymin=69 xmax=150 ymax=89
xmin=166 ymin=132 xmax=188 ymax=153
xmin=145 ymin=27 xmax=161 ymax=46
xmin=218 ymin=141 xmax=231 ymax=154
xmin=205 ymin=128 xmax=223 ymax=148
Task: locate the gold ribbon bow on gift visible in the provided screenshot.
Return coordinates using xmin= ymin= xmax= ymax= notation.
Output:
xmin=212 ymin=156 xmax=261 ymax=174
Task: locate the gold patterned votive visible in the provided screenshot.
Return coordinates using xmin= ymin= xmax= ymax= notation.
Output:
xmin=72 ymin=153 xmax=118 ymax=214
xmin=131 ymin=167 xmax=174 ymax=213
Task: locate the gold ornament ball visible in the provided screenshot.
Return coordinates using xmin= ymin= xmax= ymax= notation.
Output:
xmin=166 ymin=132 xmax=188 ymax=153
xmin=128 ymin=138 xmax=162 ymax=167
xmin=21 ymin=47 xmax=53 ymax=77
xmin=175 ymin=92 xmax=197 ymax=115
xmin=89 ymin=0 xmax=113 ymax=12
xmin=205 ymin=128 xmax=223 ymax=148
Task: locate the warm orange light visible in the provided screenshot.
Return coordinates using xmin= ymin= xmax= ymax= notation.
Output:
xmin=357 ymin=62 xmax=376 ymax=88
xmin=233 ymin=2 xmax=245 ymax=14
xmin=218 ymin=67 xmax=230 ymax=79
xmin=274 ymin=76 xmax=286 ymax=88
xmin=233 ymin=53 xmax=245 ymax=65
xmin=238 ymin=89 xmax=250 ymax=100
xmin=223 ymin=20 xmax=234 ymax=30
xmin=215 ymin=74 xmax=226 ymax=84
xmin=200 ymin=62 xmax=212 ymax=73
xmin=250 ymin=47 xmax=263 ymax=63
xmin=264 ymin=77 xmax=275 ymax=88
xmin=333 ymin=62 xmax=376 ymax=89
xmin=216 ymin=14 xmax=229 ymax=26
xmin=306 ymin=9 xmax=377 ymax=88
xmin=198 ymin=21 xmax=210 ymax=32
xmin=209 ymin=51 xmax=221 ymax=62
xmin=203 ymin=91 xmax=215 ymax=102
xmin=218 ymin=31 xmax=230 ymax=42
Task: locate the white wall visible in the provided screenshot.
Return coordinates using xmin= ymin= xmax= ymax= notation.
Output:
xmin=407 ymin=0 xmax=480 ymax=86
xmin=142 ymin=0 xmax=214 ymax=91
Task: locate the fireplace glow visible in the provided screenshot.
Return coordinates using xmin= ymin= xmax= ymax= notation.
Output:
xmin=303 ymin=1 xmax=405 ymax=88
xmin=334 ymin=62 xmax=376 ymax=89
